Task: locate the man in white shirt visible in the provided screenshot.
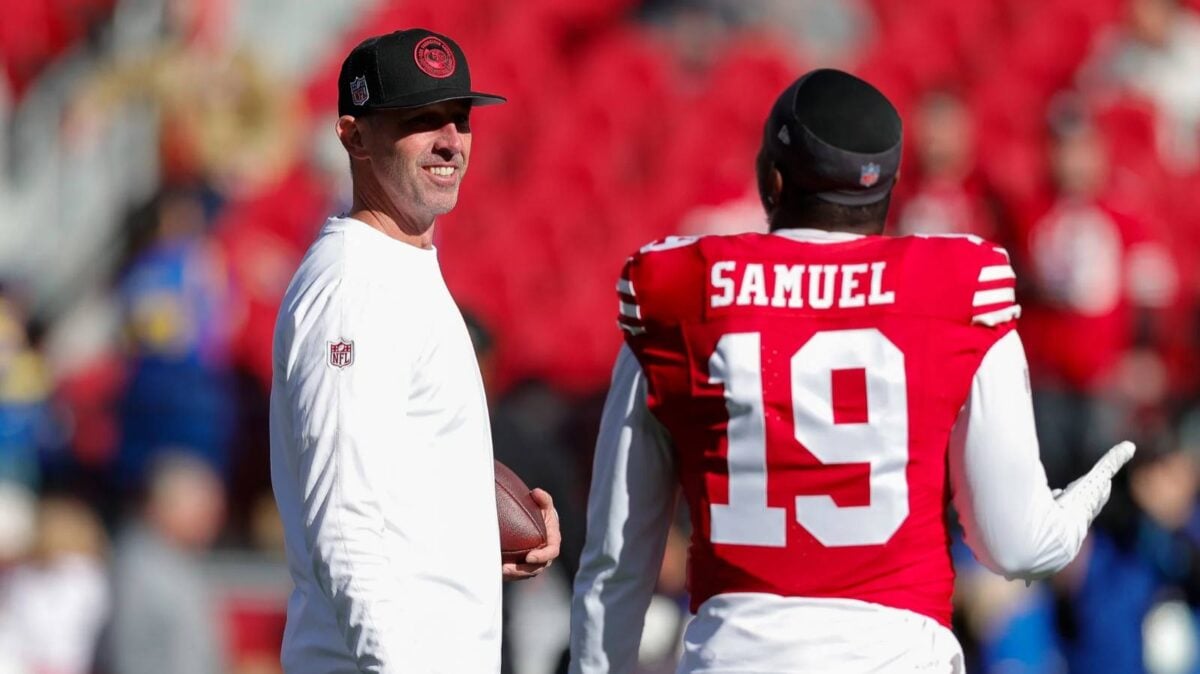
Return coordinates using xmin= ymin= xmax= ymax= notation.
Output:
xmin=270 ymin=29 xmax=560 ymax=674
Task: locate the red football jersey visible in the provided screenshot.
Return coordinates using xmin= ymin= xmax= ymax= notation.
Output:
xmin=617 ymin=231 xmax=1019 ymax=627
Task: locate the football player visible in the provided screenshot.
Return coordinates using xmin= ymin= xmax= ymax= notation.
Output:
xmin=569 ymin=69 xmax=1135 ymax=674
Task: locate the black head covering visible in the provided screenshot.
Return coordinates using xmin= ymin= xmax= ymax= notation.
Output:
xmin=338 ymin=28 xmax=505 ymax=117
xmin=763 ymin=69 xmax=902 ymax=205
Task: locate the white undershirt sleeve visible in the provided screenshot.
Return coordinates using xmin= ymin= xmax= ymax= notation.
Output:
xmin=570 ymin=344 xmax=677 ymax=674
xmin=284 ymin=279 xmax=411 ymax=672
xmin=950 ymin=330 xmax=1100 ymax=580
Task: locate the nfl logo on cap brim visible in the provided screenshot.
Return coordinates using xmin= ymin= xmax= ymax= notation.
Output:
xmin=860 ymin=162 xmax=881 ymax=188
xmin=350 ymin=76 xmax=369 ymax=106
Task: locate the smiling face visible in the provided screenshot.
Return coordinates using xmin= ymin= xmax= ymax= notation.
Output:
xmin=354 ymin=99 xmax=473 ymax=224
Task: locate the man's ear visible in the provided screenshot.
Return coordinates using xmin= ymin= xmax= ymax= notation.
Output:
xmin=755 ymin=148 xmax=784 ymax=214
xmin=336 ymin=115 xmax=371 ymax=161
xmin=760 ymin=163 xmax=783 ymax=213
xmin=768 ymin=165 xmax=783 ymax=209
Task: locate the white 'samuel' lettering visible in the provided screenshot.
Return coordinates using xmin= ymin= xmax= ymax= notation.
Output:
xmin=710 ymin=261 xmax=896 ymax=309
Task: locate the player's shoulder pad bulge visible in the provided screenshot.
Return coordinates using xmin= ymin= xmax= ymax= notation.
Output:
xmin=901 ymin=233 xmax=1021 ymax=329
xmin=616 ymin=235 xmax=710 ymax=336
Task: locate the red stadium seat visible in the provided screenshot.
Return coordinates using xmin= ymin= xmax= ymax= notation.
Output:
xmin=1007 ymin=7 xmax=1095 ymax=94
xmin=572 ymin=27 xmax=678 ymax=117
xmin=0 ymin=0 xmax=70 ymax=96
xmin=223 ymin=596 xmax=287 ymax=665
xmin=1094 ymin=95 xmax=1164 ymax=179
xmin=868 ymin=0 xmax=938 ymax=33
xmin=876 ymin=21 xmax=961 ymax=94
xmin=524 ymin=0 xmax=638 ymax=31
xmin=968 ymin=73 xmax=1044 ymax=140
xmin=981 ymin=133 xmax=1048 ymax=216
xmin=703 ymin=33 xmax=803 ymax=125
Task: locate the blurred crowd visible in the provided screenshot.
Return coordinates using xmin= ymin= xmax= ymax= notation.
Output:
xmin=3 ymin=0 xmax=1200 ymax=672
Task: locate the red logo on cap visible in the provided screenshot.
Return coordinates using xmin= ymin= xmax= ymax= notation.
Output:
xmin=860 ymin=163 xmax=881 ymax=188
xmin=414 ymin=37 xmax=456 ymax=79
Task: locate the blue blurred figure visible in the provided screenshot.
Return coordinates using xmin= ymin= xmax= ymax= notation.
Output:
xmin=114 ymin=187 xmax=235 ymax=490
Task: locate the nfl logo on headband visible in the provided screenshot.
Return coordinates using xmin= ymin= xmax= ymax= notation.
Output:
xmin=350 ymin=76 xmax=370 ymax=106
xmin=859 ymin=162 xmax=881 ymax=188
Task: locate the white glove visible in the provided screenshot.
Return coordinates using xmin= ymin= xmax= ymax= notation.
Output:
xmin=1015 ymin=442 xmax=1136 ymax=587
xmin=1054 ymin=441 xmax=1137 ymax=524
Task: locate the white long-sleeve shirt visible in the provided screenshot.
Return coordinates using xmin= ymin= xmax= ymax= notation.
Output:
xmin=270 ymin=216 xmax=501 ymax=674
xmin=571 ymin=329 xmax=1114 ymax=674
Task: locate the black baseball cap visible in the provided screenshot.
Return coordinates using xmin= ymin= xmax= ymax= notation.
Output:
xmin=338 ymin=29 xmax=506 ymax=117
xmin=763 ymin=69 xmax=902 ymax=206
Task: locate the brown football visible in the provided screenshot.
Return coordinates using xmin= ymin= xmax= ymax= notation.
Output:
xmin=494 ymin=460 xmax=548 ymax=563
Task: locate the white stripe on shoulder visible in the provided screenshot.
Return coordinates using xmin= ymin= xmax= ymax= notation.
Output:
xmin=992 ymin=247 xmax=1011 ymax=260
xmin=616 ymin=278 xmax=636 ymax=296
xmin=617 ymin=319 xmax=646 ymax=336
xmin=972 ymin=305 xmax=1022 ymax=327
xmin=978 ymin=265 xmax=1016 ymax=282
xmin=973 ymin=288 xmax=1015 ymax=307
xmin=619 ymin=301 xmax=642 ymax=320
xmin=639 ymin=236 xmax=699 ymax=253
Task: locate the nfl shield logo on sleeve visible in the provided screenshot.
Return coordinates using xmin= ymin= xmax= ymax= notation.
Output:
xmin=328 ymin=340 xmax=354 ymax=369
xmin=350 ymin=76 xmax=369 ymax=106
xmin=859 ymin=163 xmax=881 ymax=187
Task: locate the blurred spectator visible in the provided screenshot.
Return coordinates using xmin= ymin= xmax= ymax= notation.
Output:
xmin=1081 ymin=0 xmax=1200 ymax=172
xmin=951 ymin=417 xmax=1200 ymax=674
xmin=1050 ymin=426 xmax=1200 ymax=674
xmin=640 ymin=0 xmax=733 ymax=76
xmin=70 ymin=40 xmax=300 ymax=194
xmin=953 ymin=548 xmax=1066 ymax=674
xmin=246 ymin=491 xmax=285 ymax=557
xmin=707 ymin=0 xmax=875 ymax=68
xmin=0 ymin=289 xmax=55 ymax=489
xmin=0 ymin=496 xmax=109 ymax=674
xmin=1015 ymin=98 xmax=1178 ymax=484
xmin=112 ymin=187 xmax=236 ymax=490
xmin=106 ymin=451 xmax=227 ymax=674
xmin=0 ymin=482 xmax=35 ymax=567
xmin=955 ymin=413 xmax=1200 ymax=674
xmin=892 ymin=90 xmax=1003 ymax=241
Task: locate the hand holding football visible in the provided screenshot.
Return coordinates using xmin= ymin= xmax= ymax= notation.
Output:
xmin=494 ymin=460 xmax=549 ymax=563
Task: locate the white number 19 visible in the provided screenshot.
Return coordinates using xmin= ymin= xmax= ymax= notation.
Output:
xmin=708 ymin=329 xmax=909 ymax=548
